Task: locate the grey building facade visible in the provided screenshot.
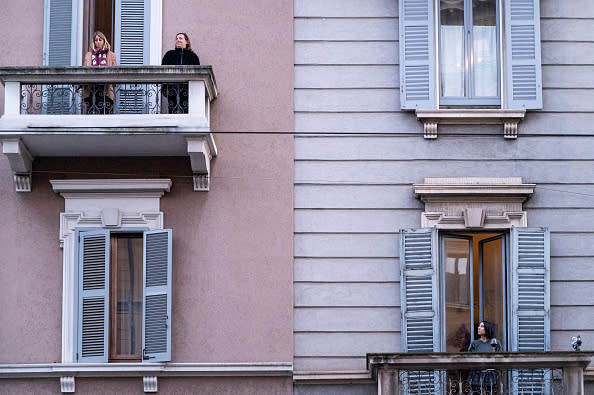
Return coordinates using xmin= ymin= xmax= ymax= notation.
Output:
xmin=293 ymin=0 xmax=594 ymax=393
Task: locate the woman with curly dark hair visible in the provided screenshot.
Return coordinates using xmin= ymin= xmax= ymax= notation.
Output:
xmin=467 ymin=321 xmax=501 ymax=394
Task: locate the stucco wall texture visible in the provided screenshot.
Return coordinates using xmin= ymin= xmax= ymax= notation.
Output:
xmin=0 ymin=0 xmax=294 ymax=369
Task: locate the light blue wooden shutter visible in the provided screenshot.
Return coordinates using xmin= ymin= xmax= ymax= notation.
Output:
xmin=400 ymin=228 xmax=439 ymax=351
xmin=115 ymin=0 xmax=150 ymax=113
xmin=43 ymin=0 xmax=78 ymax=114
xmin=511 ymin=227 xmax=550 ymax=393
xmin=504 ymin=0 xmax=543 ymax=109
xmin=142 ymin=229 xmax=172 ymax=362
xmin=511 ymin=227 xmax=550 ymax=351
xmin=115 ymin=0 xmax=148 ymax=65
xmin=43 ymin=0 xmax=78 ymax=66
xmin=400 ymin=228 xmax=440 ymax=394
xmin=77 ymin=230 xmax=110 ymax=363
xmin=399 ymin=0 xmax=435 ymax=109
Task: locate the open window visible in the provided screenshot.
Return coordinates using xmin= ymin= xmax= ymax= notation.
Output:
xmin=400 ymin=227 xmax=550 ymax=354
xmin=442 ymin=232 xmax=507 ymax=351
xmin=76 ymin=229 xmax=172 ymax=363
xmin=43 ymin=0 xmax=160 ymax=67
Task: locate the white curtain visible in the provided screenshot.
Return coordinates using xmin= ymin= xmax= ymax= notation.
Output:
xmin=440 ymin=26 xmax=465 ymax=97
xmin=440 ymin=25 xmax=497 ymax=98
xmin=473 ymin=25 xmax=498 ymax=97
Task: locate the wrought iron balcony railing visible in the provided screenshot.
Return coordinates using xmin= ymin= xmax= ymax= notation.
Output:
xmin=368 ymin=352 xmax=594 ymax=395
xmin=0 ymin=66 xmax=216 ymax=123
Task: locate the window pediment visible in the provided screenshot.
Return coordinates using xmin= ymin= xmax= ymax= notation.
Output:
xmin=413 ymin=177 xmax=535 ymax=229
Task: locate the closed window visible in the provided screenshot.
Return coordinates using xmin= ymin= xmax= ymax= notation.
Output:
xmin=75 ymin=229 xmax=172 ymax=363
xmin=399 ymin=0 xmax=542 ymax=109
xmin=439 ymin=0 xmax=500 ymax=105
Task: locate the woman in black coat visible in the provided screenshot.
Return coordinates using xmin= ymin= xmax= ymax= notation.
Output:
xmin=161 ymin=33 xmax=200 ymax=113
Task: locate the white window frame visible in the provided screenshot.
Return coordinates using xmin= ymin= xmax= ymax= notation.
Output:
xmin=51 ymin=179 xmax=171 ymax=363
xmin=437 ymin=0 xmax=502 ymax=106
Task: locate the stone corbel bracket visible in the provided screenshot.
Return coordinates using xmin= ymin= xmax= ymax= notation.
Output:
xmin=60 ymin=376 xmax=75 ymax=393
xmin=1 ymin=139 xmax=33 ymax=192
xmin=415 ymin=109 xmax=526 ymax=139
xmin=187 ymin=134 xmax=218 ymax=192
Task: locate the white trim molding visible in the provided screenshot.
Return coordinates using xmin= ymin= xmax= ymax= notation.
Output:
xmin=50 ymin=179 xmax=171 ymax=363
xmin=0 ymin=362 xmax=293 ymax=394
xmin=0 ymin=362 xmax=293 ymax=377
xmin=416 ymin=109 xmax=526 ymax=139
xmin=293 ymin=370 xmax=372 ymax=384
xmin=413 ymin=177 xmax=535 ymax=229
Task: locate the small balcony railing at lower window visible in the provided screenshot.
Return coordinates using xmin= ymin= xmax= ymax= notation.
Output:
xmin=368 ymin=352 xmax=594 ymax=395
xmin=399 ymin=368 xmax=562 ymax=394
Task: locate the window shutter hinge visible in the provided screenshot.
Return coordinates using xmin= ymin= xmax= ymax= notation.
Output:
xmin=143 ymin=348 xmax=154 ymax=360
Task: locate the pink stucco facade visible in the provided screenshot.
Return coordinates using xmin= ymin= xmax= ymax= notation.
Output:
xmin=0 ymin=0 xmax=293 ymax=392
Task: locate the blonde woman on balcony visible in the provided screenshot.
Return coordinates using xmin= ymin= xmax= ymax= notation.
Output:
xmin=83 ymin=31 xmax=117 ymax=114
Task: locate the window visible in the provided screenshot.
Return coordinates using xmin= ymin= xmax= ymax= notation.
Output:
xmin=76 ymin=229 xmax=171 ymax=363
xmin=109 ymin=233 xmax=143 ymax=361
xmin=400 ymin=227 xmax=550 ymax=354
xmin=442 ymin=232 xmax=506 ymax=352
xmin=399 ymin=0 xmax=542 ymax=109
xmin=439 ymin=0 xmax=500 ymax=105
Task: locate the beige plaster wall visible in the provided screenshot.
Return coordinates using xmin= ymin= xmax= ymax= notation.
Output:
xmin=162 ymin=0 xmax=295 ymax=132
xmin=0 ymin=0 xmax=294 ymax=365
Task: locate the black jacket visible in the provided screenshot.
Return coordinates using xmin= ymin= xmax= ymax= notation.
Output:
xmin=161 ymin=47 xmax=200 ymax=65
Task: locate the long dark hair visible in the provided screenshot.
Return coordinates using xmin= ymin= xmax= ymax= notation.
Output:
xmin=480 ymin=321 xmax=497 ymax=339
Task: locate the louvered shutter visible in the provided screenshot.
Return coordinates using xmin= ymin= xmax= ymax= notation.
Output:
xmin=114 ymin=0 xmax=150 ymax=113
xmin=399 ymin=0 xmax=435 ymax=109
xmin=115 ymin=0 xmax=149 ymax=65
xmin=44 ymin=0 xmax=77 ymax=66
xmin=511 ymin=227 xmax=550 ymax=393
xmin=400 ymin=228 xmax=440 ymax=394
xmin=400 ymin=228 xmax=440 ymax=351
xmin=77 ymin=230 xmax=110 ymax=363
xmin=504 ymin=0 xmax=543 ymax=109
xmin=43 ymin=0 xmax=78 ymax=114
xmin=142 ymin=229 xmax=172 ymax=362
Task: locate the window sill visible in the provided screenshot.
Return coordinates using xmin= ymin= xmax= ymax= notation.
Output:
xmin=415 ymin=109 xmax=526 ymax=139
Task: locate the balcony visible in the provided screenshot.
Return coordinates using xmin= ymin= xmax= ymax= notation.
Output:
xmin=0 ymin=66 xmax=218 ymax=192
xmin=368 ymin=352 xmax=594 ymax=395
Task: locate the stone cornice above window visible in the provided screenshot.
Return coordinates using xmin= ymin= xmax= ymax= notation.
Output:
xmin=415 ymin=109 xmax=526 ymax=139
xmin=413 ymin=177 xmax=535 ymax=229
xmin=51 ymin=178 xmax=172 ymax=195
